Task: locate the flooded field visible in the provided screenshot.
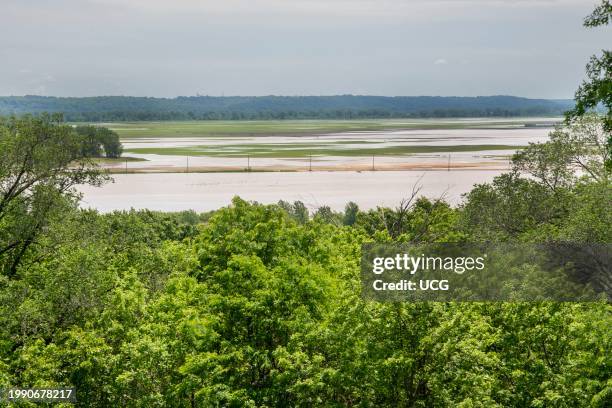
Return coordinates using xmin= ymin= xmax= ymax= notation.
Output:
xmin=107 ymin=126 xmax=552 ymax=172
xmin=80 ymin=122 xmax=556 ymax=211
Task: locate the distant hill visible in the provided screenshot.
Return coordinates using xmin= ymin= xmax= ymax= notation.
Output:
xmin=0 ymin=95 xmax=574 ymax=121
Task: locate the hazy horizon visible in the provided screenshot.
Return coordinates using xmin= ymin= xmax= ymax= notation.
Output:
xmin=0 ymin=94 xmax=575 ymax=100
xmin=2 ymin=0 xmax=609 ymax=99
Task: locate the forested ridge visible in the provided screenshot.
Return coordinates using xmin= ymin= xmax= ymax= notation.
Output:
xmin=0 ymin=95 xmax=574 ymax=121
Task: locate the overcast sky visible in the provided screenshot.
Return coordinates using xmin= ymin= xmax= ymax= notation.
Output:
xmin=0 ymin=0 xmax=609 ymax=98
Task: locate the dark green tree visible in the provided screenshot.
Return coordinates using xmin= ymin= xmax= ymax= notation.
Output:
xmin=565 ymin=0 xmax=612 ymax=169
xmin=0 ymin=114 xmax=108 ymax=277
xmin=98 ymin=127 xmax=123 ymax=158
xmin=74 ymin=125 xmax=123 ymax=158
xmin=75 ymin=125 xmax=103 ymax=157
xmin=342 ymin=201 xmax=359 ymax=226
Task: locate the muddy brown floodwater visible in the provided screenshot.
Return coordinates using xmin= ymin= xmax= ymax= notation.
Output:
xmin=78 ymin=169 xmax=504 ymax=212
xmin=80 ymin=126 xmax=552 ymax=212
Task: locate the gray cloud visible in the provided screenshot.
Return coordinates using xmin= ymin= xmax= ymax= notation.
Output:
xmin=0 ymin=0 xmax=608 ymax=98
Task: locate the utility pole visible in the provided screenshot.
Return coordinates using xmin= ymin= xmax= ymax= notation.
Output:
xmin=125 ymin=158 xmax=128 ymax=174
xmin=447 ymin=154 xmax=451 ymax=171
xmin=372 ymin=154 xmax=375 ymax=171
xmin=186 ymin=156 xmax=189 ymax=173
xmin=309 ymin=155 xmax=312 ymax=172
xmin=247 ymin=154 xmax=250 ymax=172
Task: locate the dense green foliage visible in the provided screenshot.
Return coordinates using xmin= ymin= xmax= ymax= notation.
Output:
xmin=0 ymin=114 xmax=610 ymax=407
xmin=0 ymin=95 xmax=573 ymax=122
xmin=74 ymin=125 xmax=123 ymax=159
xmin=0 ymin=115 xmax=109 ymax=278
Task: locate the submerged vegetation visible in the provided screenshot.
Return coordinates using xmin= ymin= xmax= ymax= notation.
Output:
xmin=103 ymin=118 xmax=558 ymax=139
xmin=124 ymin=143 xmax=521 ymax=158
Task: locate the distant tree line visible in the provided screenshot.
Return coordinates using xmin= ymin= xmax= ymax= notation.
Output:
xmin=0 ymin=95 xmax=574 ymax=121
